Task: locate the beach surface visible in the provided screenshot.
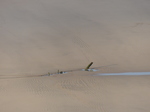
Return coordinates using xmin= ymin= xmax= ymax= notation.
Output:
xmin=0 ymin=0 xmax=150 ymax=111
xmin=1 ymin=72 xmax=150 ymax=112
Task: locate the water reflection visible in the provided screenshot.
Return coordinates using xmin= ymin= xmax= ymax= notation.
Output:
xmin=97 ymin=72 xmax=150 ymax=76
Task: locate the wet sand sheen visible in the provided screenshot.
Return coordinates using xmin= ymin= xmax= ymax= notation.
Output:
xmin=98 ymin=72 xmax=150 ymax=76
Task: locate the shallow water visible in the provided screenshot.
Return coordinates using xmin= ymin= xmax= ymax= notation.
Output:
xmin=82 ymin=69 xmax=99 ymax=72
xmin=97 ymin=72 xmax=150 ymax=76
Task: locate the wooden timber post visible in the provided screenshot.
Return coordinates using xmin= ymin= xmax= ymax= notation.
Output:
xmin=85 ymin=62 xmax=93 ymax=71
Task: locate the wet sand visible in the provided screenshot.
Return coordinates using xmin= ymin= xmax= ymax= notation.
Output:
xmin=0 ymin=0 xmax=150 ymax=75
xmin=0 ymin=0 xmax=150 ymax=112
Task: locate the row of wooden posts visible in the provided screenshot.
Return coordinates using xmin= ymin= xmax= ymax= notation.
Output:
xmin=48 ymin=62 xmax=93 ymax=75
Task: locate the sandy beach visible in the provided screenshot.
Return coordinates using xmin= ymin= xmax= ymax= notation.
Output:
xmin=1 ymin=72 xmax=150 ymax=112
xmin=0 ymin=0 xmax=150 ymax=111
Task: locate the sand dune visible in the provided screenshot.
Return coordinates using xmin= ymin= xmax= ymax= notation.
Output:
xmin=0 ymin=0 xmax=150 ymax=112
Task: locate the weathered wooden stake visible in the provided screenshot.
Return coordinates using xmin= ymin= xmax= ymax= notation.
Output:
xmin=48 ymin=72 xmax=50 ymax=76
xmin=85 ymin=62 xmax=93 ymax=71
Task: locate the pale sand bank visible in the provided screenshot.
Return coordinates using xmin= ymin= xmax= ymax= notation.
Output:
xmin=1 ymin=72 xmax=150 ymax=112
